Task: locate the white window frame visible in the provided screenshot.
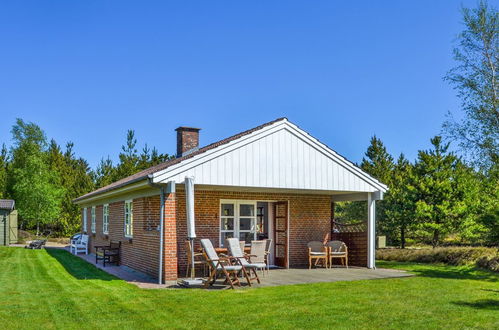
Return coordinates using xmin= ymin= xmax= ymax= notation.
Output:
xmin=83 ymin=207 xmax=87 ymax=233
xmin=124 ymin=200 xmax=133 ymax=238
xmin=219 ymin=200 xmax=257 ymax=247
xmin=103 ymin=204 xmax=109 ymax=234
xmin=91 ymin=206 xmax=96 ymax=233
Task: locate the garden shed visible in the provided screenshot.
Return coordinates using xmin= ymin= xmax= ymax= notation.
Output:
xmin=0 ymin=199 xmax=18 ymax=246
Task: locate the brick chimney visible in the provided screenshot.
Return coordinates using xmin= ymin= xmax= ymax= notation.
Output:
xmin=175 ymin=126 xmax=201 ymax=157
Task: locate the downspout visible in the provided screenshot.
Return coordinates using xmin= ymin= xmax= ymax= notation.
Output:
xmin=148 ymin=176 xmax=167 ymax=285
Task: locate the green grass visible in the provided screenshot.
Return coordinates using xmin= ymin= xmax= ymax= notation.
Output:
xmin=0 ymin=248 xmax=498 ymax=329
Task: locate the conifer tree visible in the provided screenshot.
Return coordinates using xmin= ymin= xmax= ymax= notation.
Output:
xmin=411 ymin=136 xmax=479 ymax=247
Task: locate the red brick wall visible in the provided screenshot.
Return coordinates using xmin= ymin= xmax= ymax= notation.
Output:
xmin=81 ymin=196 xmax=161 ymax=278
xmin=175 ymin=190 xmax=332 ymax=276
xmin=162 ymin=192 xmax=177 ymax=281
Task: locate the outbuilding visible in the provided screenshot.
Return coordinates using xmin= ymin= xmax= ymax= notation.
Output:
xmin=74 ymin=118 xmax=387 ymax=283
xmin=0 ymin=199 xmax=18 ymax=246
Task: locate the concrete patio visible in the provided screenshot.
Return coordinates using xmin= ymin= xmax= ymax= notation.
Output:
xmin=60 ymin=247 xmax=412 ymax=289
xmin=243 ymin=267 xmax=412 ymax=287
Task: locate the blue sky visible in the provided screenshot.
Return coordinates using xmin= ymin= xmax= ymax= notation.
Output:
xmin=0 ymin=1 xmax=478 ymax=168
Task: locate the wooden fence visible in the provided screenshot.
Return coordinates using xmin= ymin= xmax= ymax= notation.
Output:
xmin=331 ymin=220 xmax=367 ymax=267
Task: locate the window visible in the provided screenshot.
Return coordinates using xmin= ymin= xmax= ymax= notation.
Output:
xmin=83 ymin=208 xmax=87 ymax=232
xmin=124 ymin=200 xmax=133 ymax=237
xmin=103 ymin=204 xmax=109 ymax=234
xmin=91 ymin=206 xmax=96 ymax=233
xmin=220 ymin=201 xmax=256 ymax=246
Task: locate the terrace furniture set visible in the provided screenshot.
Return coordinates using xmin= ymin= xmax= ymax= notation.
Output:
xmin=68 ymin=233 xmax=348 ymax=289
xmin=193 ymin=238 xmax=272 ymax=289
xmin=307 ymin=240 xmax=348 ymax=269
xmin=95 ymin=241 xmax=121 ymax=267
xmin=69 ymin=233 xmax=121 ymax=267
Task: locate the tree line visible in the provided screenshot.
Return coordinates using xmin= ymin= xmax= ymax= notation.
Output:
xmin=337 ymin=134 xmax=498 ymax=247
xmin=0 ymin=120 xmax=172 ymax=236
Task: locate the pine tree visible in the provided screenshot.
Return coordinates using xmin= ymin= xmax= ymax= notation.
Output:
xmin=336 ymin=136 xmax=396 ymax=241
xmin=47 ymin=140 xmax=94 ymax=235
xmin=114 ymin=129 xmax=139 ymax=180
xmin=360 ymin=135 xmax=395 ymax=183
xmin=361 ymin=136 xmax=395 ymax=239
xmin=94 ymin=157 xmax=115 ymax=188
xmin=411 ymin=136 xmax=479 ymax=247
xmin=61 ymin=143 xmax=94 ymax=235
xmin=384 ymin=154 xmax=415 ymax=248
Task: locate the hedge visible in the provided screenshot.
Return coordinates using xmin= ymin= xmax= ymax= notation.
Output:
xmin=377 ymin=246 xmax=499 ymax=272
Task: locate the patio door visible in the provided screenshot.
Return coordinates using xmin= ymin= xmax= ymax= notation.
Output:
xmin=273 ymin=201 xmax=288 ymax=268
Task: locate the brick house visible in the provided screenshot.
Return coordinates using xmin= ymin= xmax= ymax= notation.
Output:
xmin=74 ymin=118 xmax=387 ymax=283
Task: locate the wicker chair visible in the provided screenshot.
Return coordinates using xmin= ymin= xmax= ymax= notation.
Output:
xmin=326 ymin=240 xmax=348 ymax=268
xmin=307 ymin=241 xmax=328 ymax=269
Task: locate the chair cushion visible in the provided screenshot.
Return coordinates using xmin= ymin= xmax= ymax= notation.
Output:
xmin=246 ymin=263 xmax=266 ymax=268
xmin=310 ymin=252 xmax=327 ymax=256
xmin=330 ymin=252 xmax=347 ymax=255
xmin=219 ymin=265 xmax=242 ymax=271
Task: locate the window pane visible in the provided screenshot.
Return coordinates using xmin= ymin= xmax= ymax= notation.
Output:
xmin=239 ymin=232 xmax=254 ymax=244
xmin=221 ymin=232 xmax=234 ymax=246
xmin=239 ymin=218 xmax=254 ymax=231
xmin=221 ymin=218 xmax=234 ymax=230
xmin=239 ymin=204 xmax=255 ymax=216
xmin=221 ymin=204 xmax=234 ymax=217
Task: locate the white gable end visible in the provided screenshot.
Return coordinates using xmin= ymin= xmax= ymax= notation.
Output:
xmin=151 ymin=120 xmax=387 ymax=193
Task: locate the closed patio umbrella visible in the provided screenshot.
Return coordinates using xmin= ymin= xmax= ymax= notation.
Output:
xmin=185 ymin=176 xmax=196 ymax=279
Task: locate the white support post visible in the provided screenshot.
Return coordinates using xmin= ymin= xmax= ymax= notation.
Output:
xmin=367 ymin=192 xmax=376 ymax=269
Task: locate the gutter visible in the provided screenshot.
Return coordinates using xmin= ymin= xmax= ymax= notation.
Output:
xmin=147 ymin=175 xmax=168 ymax=285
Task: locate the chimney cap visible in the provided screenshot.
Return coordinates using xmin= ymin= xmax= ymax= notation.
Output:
xmin=175 ymin=126 xmax=201 ymax=132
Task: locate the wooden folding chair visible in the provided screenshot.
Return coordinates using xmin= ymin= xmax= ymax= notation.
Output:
xmin=200 ymin=239 xmax=251 ymax=289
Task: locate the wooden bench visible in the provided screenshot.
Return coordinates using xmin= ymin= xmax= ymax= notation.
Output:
xmin=95 ymin=241 xmax=121 ymax=267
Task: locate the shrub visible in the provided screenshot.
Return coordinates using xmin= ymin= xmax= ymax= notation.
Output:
xmin=377 ymin=246 xmax=499 ymax=272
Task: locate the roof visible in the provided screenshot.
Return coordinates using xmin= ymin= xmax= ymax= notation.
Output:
xmin=74 ymin=117 xmax=287 ymax=202
xmin=0 ymin=199 xmax=15 ymax=210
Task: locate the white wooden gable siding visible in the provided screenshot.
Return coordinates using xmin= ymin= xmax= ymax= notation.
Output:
xmin=151 ymin=120 xmax=387 ymax=193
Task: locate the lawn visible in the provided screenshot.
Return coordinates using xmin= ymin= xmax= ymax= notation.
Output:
xmin=0 ymin=247 xmax=497 ymax=329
